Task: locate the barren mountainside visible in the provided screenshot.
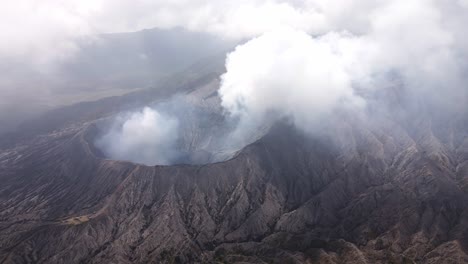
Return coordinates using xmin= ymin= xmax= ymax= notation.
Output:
xmin=0 ymin=68 xmax=467 ymax=264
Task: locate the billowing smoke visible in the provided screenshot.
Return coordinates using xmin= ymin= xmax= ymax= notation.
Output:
xmin=218 ymin=0 xmax=468 ymax=140
xmin=95 ymin=95 xmax=237 ymax=166
xmin=95 ymin=0 xmax=468 ymax=166
xmin=95 ymin=107 xmax=180 ymax=165
xmin=218 ymin=28 xmax=368 ymax=140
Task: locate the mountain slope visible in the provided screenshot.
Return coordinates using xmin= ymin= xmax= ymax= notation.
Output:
xmin=0 ymin=69 xmax=467 ymax=263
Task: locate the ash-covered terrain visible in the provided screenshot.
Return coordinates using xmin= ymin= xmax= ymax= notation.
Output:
xmin=0 ymin=55 xmax=467 ymax=263
xmin=2 ymin=1 xmax=468 ymax=262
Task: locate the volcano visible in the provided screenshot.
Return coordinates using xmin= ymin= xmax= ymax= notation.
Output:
xmin=0 ymin=54 xmax=467 ymax=264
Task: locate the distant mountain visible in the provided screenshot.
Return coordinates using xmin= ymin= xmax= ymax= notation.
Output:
xmin=0 ymin=27 xmax=236 ymax=135
xmin=61 ymin=27 xmax=236 ymax=91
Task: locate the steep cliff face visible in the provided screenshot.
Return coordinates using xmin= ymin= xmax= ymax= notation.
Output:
xmin=0 ymin=71 xmax=467 ymax=264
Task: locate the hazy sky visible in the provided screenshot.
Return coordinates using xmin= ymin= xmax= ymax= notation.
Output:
xmin=1 ymin=0 xmax=467 ymax=76
xmin=1 ymin=0 xmax=468 ymax=138
xmin=1 ymin=1 xmax=467 ymax=76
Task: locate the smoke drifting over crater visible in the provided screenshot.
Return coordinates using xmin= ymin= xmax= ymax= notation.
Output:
xmin=218 ymin=28 xmax=368 ymax=139
xmin=219 ymin=0 xmax=468 ymax=141
xmin=96 ymin=107 xmax=180 ymax=165
xmin=95 ymin=94 xmax=252 ymax=166
xmin=95 ymin=0 xmax=468 ymax=166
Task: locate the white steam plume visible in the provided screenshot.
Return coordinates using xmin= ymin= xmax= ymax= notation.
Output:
xmin=96 ymin=0 xmax=468 ymax=165
xmin=96 ymin=107 xmax=180 ymax=165
xmin=218 ymin=0 xmax=468 ymax=140
xmin=218 ymin=28 xmax=369 ymax=140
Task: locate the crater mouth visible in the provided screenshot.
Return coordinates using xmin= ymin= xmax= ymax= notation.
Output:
xmin=89 ymin=94 xmax=266 ymax=166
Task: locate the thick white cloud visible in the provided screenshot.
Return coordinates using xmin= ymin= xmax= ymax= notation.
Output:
xmin=3 ymin=0 xmax=467 ymax=69
xmin=0 ymin=0 xmax=380 ymax=66
xmin=96 ymin=107 xmax=180 ymax=165
xmin=219 ymin=28 xmax=368 ymax=138
xmin=3 ymin=0 xmax=468 ymax=164
xmin=218 ymin=0 xmax=468 ymax=140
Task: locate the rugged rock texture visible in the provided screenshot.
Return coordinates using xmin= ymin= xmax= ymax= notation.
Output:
xmin=0 ymin=70 xmax=467 ymax=263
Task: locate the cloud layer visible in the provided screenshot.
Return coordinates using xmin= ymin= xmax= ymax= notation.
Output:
xmin=5 ymin=0 xmax=468 ymax=165
xmin=218 ymin=0 xmax=468 ymax=141
xmin=3 ymin=0 xmax=468 ymax=66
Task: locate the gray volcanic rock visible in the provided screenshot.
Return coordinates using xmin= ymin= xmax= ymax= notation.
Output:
xmin=0 ymin=69 xmax=467 ymax=263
